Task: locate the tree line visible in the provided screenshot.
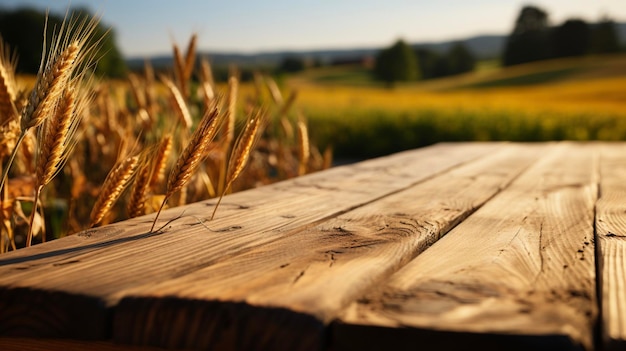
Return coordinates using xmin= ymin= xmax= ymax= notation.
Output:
xmin=0 ymin=7 xmax=126 ymax=77
xmin=372 ymin=5 xmax=622 ymax=85
xmin=503 ymin=5 xmax=621 ymax=66
xmin=373 ymin=40 xmax=476 ymax=85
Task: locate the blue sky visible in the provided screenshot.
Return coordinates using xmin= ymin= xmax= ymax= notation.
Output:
xmin=1 ymin=0 xmax=624 ymax=57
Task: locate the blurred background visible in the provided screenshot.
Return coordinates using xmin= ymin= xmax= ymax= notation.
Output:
xmin=0 ymin=0 xmax=625 ymax=159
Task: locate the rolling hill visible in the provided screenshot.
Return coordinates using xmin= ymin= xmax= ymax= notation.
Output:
xmin=128 ymin=22 xmax=626 ymax=70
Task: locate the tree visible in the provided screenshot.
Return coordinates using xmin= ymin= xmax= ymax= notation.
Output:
xmin=373 ymin=39 xmax=419 ymax=85
xmin=277 ymin=56 xmax=306 ymax=73
xmin=0 ymin=7 xmax=127 ymax=77
xmin=415 ymin=48 xmax=447 ymax=79
xmin=590 ymin=19 xmax=620 ymax=54
xmin=503 ymin=6 xmax=553 ymax=66
xmin=553 ymin=19 xmax=590 ymax=57
xmin=447 ymin=43 xmax=476 ymax=75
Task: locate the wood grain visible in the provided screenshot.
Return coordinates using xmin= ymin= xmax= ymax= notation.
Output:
xmin=0 ymin=143 xmax=493 ymax=340
xmin=336 ymin=142 xmax=599 ymax=351
xmin=595 ymin=144 xmax=626 ymax=351
xmin=0 ymin=337 xmax=170 ymax=351
xmin=111 ymin=144 xmax=544 ymax=350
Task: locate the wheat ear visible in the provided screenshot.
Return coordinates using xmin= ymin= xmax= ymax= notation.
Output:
xmin=128 ymin=73 xmax=146 ymax=110
xmin=127 ymin=155 xmax=152 ymax=218
xmin=199 ymin=58 xmax=215 ymax=106
xmin=211 ymin=109 xmax=266 ymax=220
xmin=22 ymin=12 xmax=100 ymax=132
xmin=28 ymin=86 xmax=86 ymax=245
xmin=0 ymin=39 xmax=79 ymax=196
xmin=0 ymin=36 xmax=18 ymax=126
xmin=265 ymin=76 xmax=283 ymax=105
xmin=36 ymin=87 xmax=83 ymax=187
xmin=297 ymin=118 xmax=310 ymax=176
xmin=162 ymin=75 xmax=192 ymax=129
xmin=89 ymin=155 xmax=139 ymax=227
xmin=0 ymin=12 xmax=100 ymax=197
xmin=278 ymin=90 xmax=298 ymax=118
xmin=183 ymin=34 xmax=197 ymax=83
xmin=150 ymin=105 xmax=223 ymax=232
xmin=217 ymin=76 xmax=238 ymax=194
xmin=148 ymin=134 xmax=173 ymax=190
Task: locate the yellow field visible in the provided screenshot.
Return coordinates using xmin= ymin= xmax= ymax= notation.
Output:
xmin=280 ymin=54 xmax=626 ymax=157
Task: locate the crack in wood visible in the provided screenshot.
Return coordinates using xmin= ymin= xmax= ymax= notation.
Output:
xmin=538 ymin=221 xmax=545 ymax=280
xmin=292 ymin=267 xmax=308 ymax=285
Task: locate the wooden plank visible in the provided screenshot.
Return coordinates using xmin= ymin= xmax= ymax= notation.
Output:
xmin=335 ymin=142 xmax=599 ymax=351
xmin=0 ymin=143 xmax=494 ymax=340
xmin=0 ymin=338 xmax=169 ymax=351
xmin=0 ymin=142 xmax=491 ymax=263
xmin=111 ymin=144 xmax=545 ymax=351
xmin=596 ymin=143 xmax=626 ymax=351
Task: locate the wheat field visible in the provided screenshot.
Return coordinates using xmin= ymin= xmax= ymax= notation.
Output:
xmin=0 ymin=14 xmax=329 ymax=252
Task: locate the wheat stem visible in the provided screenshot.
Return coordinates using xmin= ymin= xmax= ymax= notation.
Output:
xmin=26 ymin=186 xmax=43 ymax=247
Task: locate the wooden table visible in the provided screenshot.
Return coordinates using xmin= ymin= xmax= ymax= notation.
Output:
xmin=0 ymin=142 xmax=624 ymax=351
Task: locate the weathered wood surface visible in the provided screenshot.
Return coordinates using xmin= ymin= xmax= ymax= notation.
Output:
xmin=0 ymin=338 xmax=169 ymax=351
xmin=0 ymin=142 xmax=623 ymax=351
xmin=595 ymin=144 xmax=626 ymax=351
xmin=113 ymin=143 xmax=542 ymax=350
xmin=0 ymin=143 xmax=494 ymax=339
xmin=335 ymin=143 xmax=599 ymax=351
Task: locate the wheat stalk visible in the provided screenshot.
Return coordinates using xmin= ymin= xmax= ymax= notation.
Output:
xmin=127 ymin=155 xmax=152 ymax=218
xmin=0 ymin=36 xmax=18 ymax=126
xmin=0 ymin=11 xmax=101 ymax=199
xmin=36 ymin=87 xmax=82 ymax=187
xmin=278 ymin=90 xmax=298 ymax=118
xmin=183 ymin=34 xmax=197 ymax=83
xmin=162 ymin=75 xmax=192 ymax=129
xmin=27 ymin=84 xmax=88 ymax=246
xmin=297 ymin=118 xmax=310 ymax=176
xmin=217 ymin=76 xmax=238 ymax=194
xmin=150 ymin=104 xmax=223 ymax=232
xmin=89 ymin=155 xmax=139 ymax=227
xmin=211 ymin=109 xmax=266 ymax=220
xmin=149 ymin=134 xmax=173 ymax=190
xmin=21 ymin=42 xmax=79 ymax=132
xmin=265 ymin=76 xmax=283 ymax=105
xmin=199 ymin=57 xmax=215 ymax=107
xmin=128 ymin=73 xmax=146 ymax=110
xmin=172 ymin=42 xmax=185 ymax=89
xmin=23 ymin=11 xmax=101 ymax=131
